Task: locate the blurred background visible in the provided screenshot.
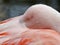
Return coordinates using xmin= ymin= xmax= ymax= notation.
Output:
xmin=0 ymin=0 xmax=60 ymax=21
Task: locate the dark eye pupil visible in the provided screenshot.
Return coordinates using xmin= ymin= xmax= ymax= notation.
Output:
xmin=25 ymin=18 xmax=30 ymax=21
xmin=24 ymin=15 xmax=33 ymax=22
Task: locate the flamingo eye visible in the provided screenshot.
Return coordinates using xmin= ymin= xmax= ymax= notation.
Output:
xmin=24 ymin=15 xmax=33 ymax=22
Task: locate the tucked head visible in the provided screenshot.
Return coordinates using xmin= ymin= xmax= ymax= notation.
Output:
xmin=22 ymin=4 xmax=60 ymax=30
